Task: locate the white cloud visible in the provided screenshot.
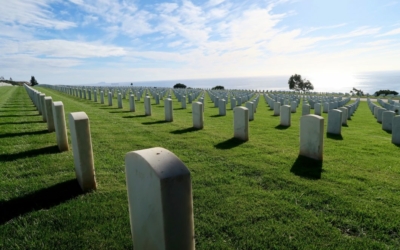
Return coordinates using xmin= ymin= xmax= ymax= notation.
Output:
xmin=304 ymin=23 xmax=347 ymax=34
xmin=1 ymin=0 xmax=76 ymax=29
xmin=205 ymin=0 xmax=226 ymax=8
xmin=156 ymin=3 xmax=179 ymax=13
xmin=1 ymin=40 xmax=126 ymax=58
xmin=363 ymin=39 xmax=394 ymax=46
xmin=168 ymin=41 xmax=184 ymax=47
xmin=377 ymin=28 xmax=400 ymax=37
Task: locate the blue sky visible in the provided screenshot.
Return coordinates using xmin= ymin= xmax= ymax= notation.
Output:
xmin=1 ymin=0 xmax=400 ymax=88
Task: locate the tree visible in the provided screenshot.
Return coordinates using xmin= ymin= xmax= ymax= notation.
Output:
xmin=374 ymin=89 xmax=399 ymax=96
xmin=350 ymin=87 xmax=363 ymax=96
xmin=30 ymin=76 xmax=38 ymax=86
xmin=288 ymin=74 xmax=314 ymax=92
xmin=10 ymin=77 xmax=12 ymax=81
xmin=173 ymin=83 xmax=186 ymax=88
xmin=130 ymin=83 xmax=133 ymax=86
xmin=212 ymin=85 xmax=225 ymax=90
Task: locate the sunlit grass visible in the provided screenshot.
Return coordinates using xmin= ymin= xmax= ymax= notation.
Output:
xmin=0 ymin=86 xmax=399 ymax=249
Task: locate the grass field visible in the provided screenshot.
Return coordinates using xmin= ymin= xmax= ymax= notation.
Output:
xmin=1 ymin=86 xmax=399 ymax=249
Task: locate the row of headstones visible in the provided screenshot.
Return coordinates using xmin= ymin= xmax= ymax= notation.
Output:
xmin=172 ymin=89 xmax=203 ymax=101
xmin=42 ymin=84 xmax=165 ymax=116
xmin=43 ymin=84 xmax=148 ymax=103
xmin=377 ymin=98 xmax=400 ymax=112
xmin=307 ymin=96 xmax=351 ymax=109
xmin=47 ymin=84 xmax=179 ymax=104
xmin=25 ymin=85 xmax=333 ymax=248
xmin=264 ymin=93 xmax=301 ymax=108
xmin=264 ymin=97 xmax=359 ymax=135
xmin=367 ymin=99 xmax=400 ymax=144
xmin=208 ymin=89 xmax=256 ymax=106
xmin=26 ymin=85 xmax=196 ymax=249
xmin=24 ymin=84 xmax=96 ymax=191
xmin=232 ymin=104 xmax=326 ymax=161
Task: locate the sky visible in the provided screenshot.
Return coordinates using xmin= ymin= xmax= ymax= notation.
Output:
xmin=1 ymin=0 xmax=400 ymax=90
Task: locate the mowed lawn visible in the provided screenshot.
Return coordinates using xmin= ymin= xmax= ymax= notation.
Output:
xmin=0 ymin=86 xmax=399 ymax=249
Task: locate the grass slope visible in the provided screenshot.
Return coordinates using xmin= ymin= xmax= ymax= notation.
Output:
xmin=0 ymin=86 xmax=399 ymax=249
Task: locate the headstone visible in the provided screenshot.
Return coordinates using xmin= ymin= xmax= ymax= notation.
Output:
xmin=52 ymin=101 xmax=69 ymax=151
xmin=377 ymin=108 xmax=387 ymax=123
xmin=219 ymin=99 xmax=226 ymax=116
xmin=192 ymin=102 xmax=203 ymax=129
xmin=291 ymin=101 xmax=297 ymax=113
xmin=69 ymin=112 xmax=96 ymax=191
xmin=165 ymin=98 xmax=173 ymax=122
xmin=125 ymin=147 xmax=195 ymax=250
xmin=234 ymin=107 xmax=249 ymax=141
xmin=108 ymin=92 xmax=113 ymax=106
xmin=246 ymin=102 xmax=254 ymax=120
xmin=199 ymin=97 xmax=205 ymax=112
xmin=214 ymin=97 xmax=219 ymax=107
xmin=44 ymin=97 xmax=55 ymax=132
xmin=327 ymin=109 xmax=342 ymax=135
xmin=181 ymin=96 xmax=187 ymax=109
xmin=338 ymin=107 xmax=348 ymax=125
xmin=314 ymin=103 xmax=321 ymax=116
xmin=300 ymin=115 xmax=324 ymax=160
xmin=145 ymin=96 xmax=152 ymax=116
xmin=302 ymin=104 xmax=310 ymax=116
xmin=100 ymin=91 xmax=104 ymax=104
xmin=273 ymin=102 xmax=280 ymax=116
xmin=231 ymin=98 xmax=236 ymax=110
xmin=280 ymin=105 xmax=291 ymax=126
xmin=94 ymin=90 xmax=98 ymax=102
xmin=374 ymin=106 xmax=380 ymax=119
xmin=40 ymin=94 xmax=47 ymax=122
xmin=118 ymin=93 xmax=123 ymax=108
xmin=129 ymin=95 xmax=136 ymax=112
xmin=237 ymin=97 xmax=242 ymax=106
xmin=392 ymin=116 xmax=400 ymax=145
xmin=323 ymin=102 xmax=329 ymax=113
xmin=382 ymin=111 xmax=395 ymax=131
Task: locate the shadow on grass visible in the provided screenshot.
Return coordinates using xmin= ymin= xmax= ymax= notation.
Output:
xmin=173 ymin=108 xmax=185 ymax=110
xmin=170 ymin=127 xmax=199 ymax=134
xmin=0 ymin=145 xmax=60 ymax=162
xmin=214 ymin=137 xmax=246 ymax=149
xmin=99 ymin=107 xmax=119 ymax=110
xmin=290 ymin=155 xmax=323 ymax=180
xmin=0 ymin=179 xmax=83 ymax=225
xmin=0 ymin=129 xmax=49 ymax=139
xmin=122 ymin=114 xmax=147 ymax=118
xmin=326 ymin=133 xmax=343 ymax=140
xmin=0 ymin=109 xmax=37 ymax=112
xmin=0 ymin=121 xmax=43 ymax=126
xmin=0 ymin=114 xmax=40 ymax=118
xmin=342 ymin=124 xmax=349 ymax=127
xmin=210 ymin=114 xmax=224 ymax=118
xmin=142 ymin=120 xmax=170 ymax=125
xmin=155 ymin=106 xmax=164 ymax=108
xmin=109 ymin=110 xmax=131 ymax=113
xmin=383 ymin=129 xmax=392 ymax=134
xmin=275 ymin=125 xmax=290 ymax=130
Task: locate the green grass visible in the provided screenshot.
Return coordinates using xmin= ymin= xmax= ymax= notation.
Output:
xmin=1 ymin=86 xmax=399 ymax=249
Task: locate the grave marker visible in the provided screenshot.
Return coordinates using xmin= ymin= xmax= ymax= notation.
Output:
xmin=125 ymin=147 xmax=195 ymax=250
xmin=300 ymin=115 xmax=324 ymax=160
xmin=69 ymin=112 xmax=96 ymax=191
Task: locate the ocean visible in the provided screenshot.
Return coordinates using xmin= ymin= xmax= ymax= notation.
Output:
xmin=100 ymin=71 xmax=400 ymax=95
